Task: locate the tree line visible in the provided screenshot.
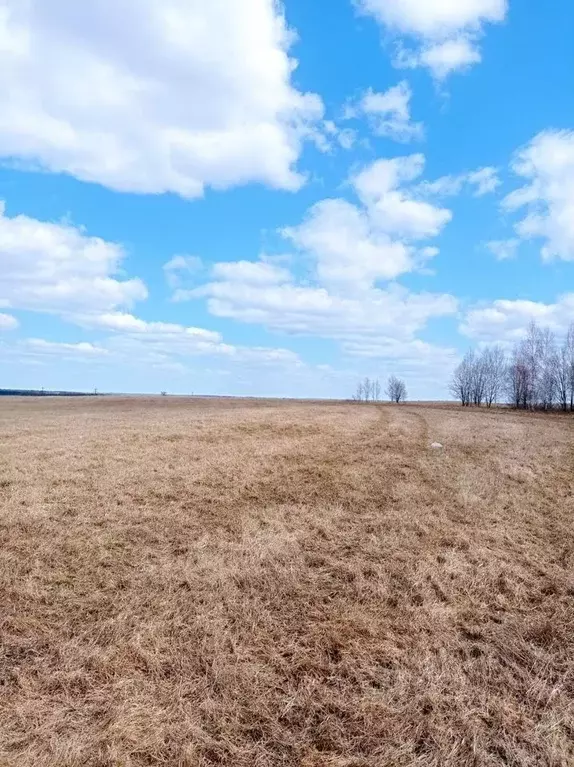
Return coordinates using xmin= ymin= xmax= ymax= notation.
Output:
xmin=353 ymin=375 xmax=407 ymax=403
xmin=451 ymin=321 xmax=574 ymax=410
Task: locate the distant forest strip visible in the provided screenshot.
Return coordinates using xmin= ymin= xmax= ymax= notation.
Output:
xmin=0 ymin=389 xmax=96 ymax=397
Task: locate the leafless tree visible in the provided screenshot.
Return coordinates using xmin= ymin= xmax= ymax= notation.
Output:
xmin=456 ymin=321 xmax=573 ymax=412
xmin=507 ymin=348 xmax=529 ymax=409
xmin=556 ymin=342 xmax=570 ymax=411
xmin=353 ymin=381 xmax=365 ymax=402
xmin=353 ymin=377 xmax=382 ymax=402
xmin=482 ymin=345 xmax=506 ymax=407
xmin=566 ymin=324 xmax=574 ymax=410
xmin=450 ymin=350 xmax=474 ymax=406
xmin=538 ymin=327 xmax=557 ymax=410
xmin=364 ymin=377 xmax=373 ymax=402
xmin=386 ymin=375 xmax=407 ymax=403
xmin=470 ymin=350 xmax=488 ymax=407
xmin=505 ymin=322 xmax=562 ymax=410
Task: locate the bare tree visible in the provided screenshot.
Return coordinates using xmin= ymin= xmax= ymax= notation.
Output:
xmin=566 ymin=323 xmax=574 ymax=411
xmin=470 ymin=350 xmax=487 ymax=407
xmin=556 ymin=342 xmax=570 ymax=411
xmin=353 ymin=377 xmax=382 ymax=403
xmin=538 ymin=327 xmax=557 ymax=410
xmin=386 ymin=375 xmax=407 ymax=403
xmin=450 ymin=350 xmax=474 ymax=406
xmin=363 ymin=377 xmax=372 ymax=403
xmin=399 ymin=379 xmax=407 ymax=403
xmin=505 ymin=322 xmax=561 ymax=410
xmin=507 ymin=348 xmax=529 ymax=409
xmin=455 ymin=321 xmax=573 ymax=412
xmin=553 ymin=325 xmax=574 ymax=411
xmin=520 ymin=321 xmax=545 ymax=409
xmin=353 ymin=380 xmax=365 ymax=402
xmin=482 ymin=345 xmax=506 ymax=407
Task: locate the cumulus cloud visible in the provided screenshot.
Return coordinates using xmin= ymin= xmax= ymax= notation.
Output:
xmin=351 ymin=155 xmax=452 ymax=239
xmin=284 ymin=199 xmax=415 ymax=288
xmin=77 ymin=312 xmax=222 ymax=343
xmin=0 ymin=203 xmax=147 ymax=316
xmin=184 ymin=152 xmax=457 ymax=348
xmin=343 ymin=336 xmax=458 ymax=365
xmin=0 ymin=0 xmax=323 ymax=197
xmin=0 ymin=312 xmax=18 ymax=330
xmin=276 ymin=154 xmax=452 ymax=292
xmin=461 ymin=294 xmax=574 ymax=342
xmin=22 ymin=339 xmax=109 ymax=357
xmin=5 ymin=311 xmax=304 ymax=380
xmin=192 ymin=273 xmax=457 ymax=343
xmin=68 ymin=310 xmax=302 ymax=368
xmin=487 ymin=239 xmax=519 ymax=260
xmin=357 ymin=0 xmax=507 ymax=77
xmin=189 ymin=267 xmax=459 ymax=398
xmin=163 ymin=255 xmax=203 ymax=290
xmin=467 ymin=167 xmax=501 ymax=196
xmin=212 ymin=260 xmax=292 ymax=285
xmin=416 ymin=166 xmax=500 ymax=197
xmin=397 ymin=37 xmax=482 ymax=80
xmin=0 ymin=202 xmax=305 ymax=376
xmin=348 ymin=81 xmax=423 ymax=142
xmin=503 ymin=130 xmax=574 ymax=261
xmin=317 ymin=121 xmax=357 ymax=152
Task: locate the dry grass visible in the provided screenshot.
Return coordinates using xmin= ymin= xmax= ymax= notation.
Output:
xmin=1 ymin=396 xmax=573 ymax=766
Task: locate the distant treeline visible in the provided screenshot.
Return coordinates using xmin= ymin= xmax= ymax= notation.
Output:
xmin=0 ymin=389 xmax=96 ymax=397
xmin=451 ymin=320 xmax=574 ymax=411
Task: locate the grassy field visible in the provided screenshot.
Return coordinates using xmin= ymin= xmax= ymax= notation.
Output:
xmin=0 ymin=397 xmax=573 ymax=766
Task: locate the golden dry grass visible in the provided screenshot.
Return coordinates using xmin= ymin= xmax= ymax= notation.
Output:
xmin=0 ymin=396 xmax=573 ymax=766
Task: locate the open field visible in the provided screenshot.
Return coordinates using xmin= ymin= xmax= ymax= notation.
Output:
xmin=0 ymin=397 xmax=573 ymax=767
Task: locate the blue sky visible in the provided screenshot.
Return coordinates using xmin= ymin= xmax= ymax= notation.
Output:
xmin=1 ymin=0 xmax=573 ymax=398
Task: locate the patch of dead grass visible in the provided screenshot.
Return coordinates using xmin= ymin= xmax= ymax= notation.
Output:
xmin=0 ymin=397 xmax=573 ymax=766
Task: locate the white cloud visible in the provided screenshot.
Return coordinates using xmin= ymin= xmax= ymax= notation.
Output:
xmin=461 ymin=294 xmax=574 ymax=342
xmin=284 ymin=199 xmax=414 ymax=288
xmin=357 ymin=0 xmax=507 ymax=38
xmin=77 ymin=312 xmax=222 ymax=343
xmin=23 ymin=339 xmax=109 ymax=357
xmin=103 ymin=329 xmax=302 ymax=366
xmin=416 ymin=174 xmax=466 ymax=197
xmin=163 ymin=255 xmax=203 ymax=289
xmin=337 ymin=129 xmax=358 ymax=150
xmin=351 ymin=155 xmax=452 ymax=240
xmin=357 ymin=0 xmax=507 ymax=77
xmin=190 ymin=268 xmax=459 ymax=399
xmin=274 ymin=154 xmax=452 ymax=293
xmin=183 ymin=151 xmax=459 ymax=373
xmin=192 ymin=274 xmax=457 ymax=343
xmin=398 ymin=37 xmax=481 ymax=80
xmin=350 ymin=81 xmax=423 ymax=142
xmin=315 ymin=121 xmax=357 ymax=152
xmin=210 ymin=155 xmax=454 ymax=299
xmin=503 ymin=130 xmax=574 ymax=261
xmin=0 ymin=312 xmax=18 ymax=330
xmin=3 ymin=313 xmax=304 ymax=383
xmin=343 ymin=336 xmax=458 ymax=365
xmin=212 ymin=260 xmax=291 ymax=285
xmin=0 ymin=203 xmax=147 ymax=316
xmin=0 ymin=202 xmax=306 ymax=378
xmin=69 ymin=311 xmax=302 ymax=368
xmin=467 ymin=166 xmax=501 ymax=196
xmin=0 ymin=0 xmax=323 ymax=197
xmin=416 ymin=166 xmax=500 ymax=197
xmin=487 ymin=239 xmax=519 ymax=260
